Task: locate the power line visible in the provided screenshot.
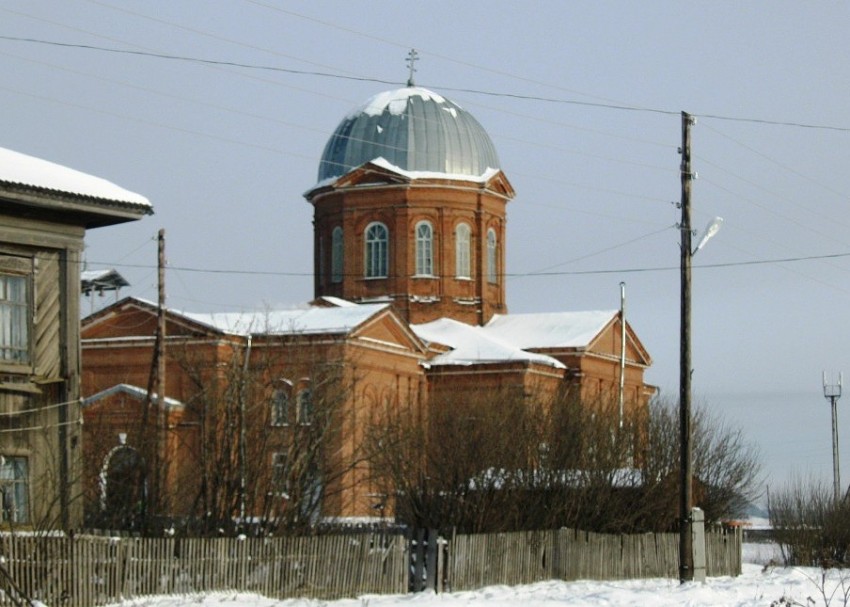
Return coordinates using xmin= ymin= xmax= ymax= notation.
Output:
xmin=87 ymin=249 xmax=850 ymax=280
xmin=0 ymin=34 xmax=399 ymax=86
xmin=3 ymin=33 xmax=850 ymax=132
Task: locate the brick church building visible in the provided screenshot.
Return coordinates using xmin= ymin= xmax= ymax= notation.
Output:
xmin=80 ymin=85 xmax=655 ymax=529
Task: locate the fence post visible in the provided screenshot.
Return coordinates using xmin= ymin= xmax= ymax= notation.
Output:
xmin=424 ymin=528 xmax=438 ymax=591
xmin=691 ymin=508 xmax=706 ymax=582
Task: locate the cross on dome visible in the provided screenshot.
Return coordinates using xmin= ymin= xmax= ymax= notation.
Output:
xmin=406 ymin=48 xmax=419 ymax=87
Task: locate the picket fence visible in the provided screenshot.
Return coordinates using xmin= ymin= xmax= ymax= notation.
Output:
xmin=0 ymin=532 xmax=407 ymax=606
xmin=0 ymin=527 xmax=741 ymax=606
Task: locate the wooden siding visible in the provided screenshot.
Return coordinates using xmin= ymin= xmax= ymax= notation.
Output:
xmin=34 ymin=251 xmax=62 ymax=380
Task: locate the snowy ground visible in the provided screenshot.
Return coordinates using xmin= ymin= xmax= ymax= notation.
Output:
xmin=107 ymin=543 xmax=850 ymax=607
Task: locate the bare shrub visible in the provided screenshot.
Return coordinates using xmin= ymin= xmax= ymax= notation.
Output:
xmin=367 ymin=389 xmax=760 ymax=534
xmin=770 ymin=477 xmax=850 ymax=567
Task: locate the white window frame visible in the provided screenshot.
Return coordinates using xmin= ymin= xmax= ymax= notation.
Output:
xmin=455 ymin=223 xmax=471 ymax=279
xmin=0 ymin=274 xmax=29 ymax=365
xmin=414 ymin=221 xmax=434 ymax=277
xmin=270 ymin=388 xmax=290 ymax=426
xmin=272 ymin=452 xmax=288 ymax=498
xmin=0 ymin=456 xmax=29 ymax=524
xmin=297 ymin=388 xmax=313 ymax=425
xmin=364 ymin=222 xmax=389 ymax=279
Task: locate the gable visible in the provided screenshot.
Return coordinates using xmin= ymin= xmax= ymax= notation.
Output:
xmin=82 ymin=298 xmax=224 ymax=340
xmin=584 ymin=319 xmax=652 ymax=367
xmin=483 ymin=171 xmax=515 ymax=198
xmin=83 ymin=383 xmax=183 ymax=411
xmin=351 ymin=309 xmax=425 ymax=355
xmin=334 ymin=162 xmax=411 ymax=188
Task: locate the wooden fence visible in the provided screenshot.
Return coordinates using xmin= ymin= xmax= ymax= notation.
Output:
xmin=0 ymin=527 xmax=741 ymax=606
xmin=448 ymin=527 xmax=742 ymax=591
xmin=0 ymin=532 xmax=407 ymax=606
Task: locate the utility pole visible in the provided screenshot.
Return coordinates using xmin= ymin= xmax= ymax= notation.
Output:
xmin=823 ymin=372 xmax=842 ymax=503
xmin=618 ymin=282 xmax=626 ymax=431
xmin=679 ymin=111 xmax=695 ymax=583
xmin=156 ymin=229 xmax=167 ymax=515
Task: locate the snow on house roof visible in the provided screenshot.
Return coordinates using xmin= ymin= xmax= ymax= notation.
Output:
xmin=483 ymin=310 xmax=618 ymax=350
xmin=0 ymin=146 xmax=150 ymax=207
xmin=182 ymin=302 xmax=390 ymax=336
xmin=81 ymin=268 xmax=130 ymax=294
xmin=411 ymin=317 xmax=565 ymax=368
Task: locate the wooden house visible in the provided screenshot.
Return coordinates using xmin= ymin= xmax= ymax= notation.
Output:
xmin=0 ymin=146 xmax=151 ymax=529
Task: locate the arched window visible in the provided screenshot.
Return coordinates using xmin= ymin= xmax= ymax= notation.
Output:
xmin=331 ymin=227 xmax=343 ymax=283
xmin=270 ymin=388 xmax=290 ymax=426
xmin=455 ymin=223 xmax=471 ymax=278
xmin=364 ymin=222 xmax=389 ymax=278
xmin=415 ymin=221 xmax=434 ymax=276
xmin=297 ymin=388 xmax=313 ymax=425
xmin=487 ymin=228 xmax=498 ymax=283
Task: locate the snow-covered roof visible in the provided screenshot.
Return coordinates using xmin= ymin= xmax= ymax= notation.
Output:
xmin=0 ymin=146 xmax=150 ymax=207
xmin=307 ymin=157 xmax=503 ymax=197
xmin=412 ymin=317 xmax=565 ymax=368
xmin=81 ymin=268 xmax=129 ymax=294
xmin=470 ymin=467 xmax=644 ymax=491
xmin=483 ymin=310 xmax=618 ymax=350
xmin=82 ymin=383 xmax=183 ymax=410
xmin=368 ymin=157 xmax=501 ymax=183
xmin=183 ymin=302 xmax=390 ymax=337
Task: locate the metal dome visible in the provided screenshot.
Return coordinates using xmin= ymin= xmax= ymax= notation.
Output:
xmin=318 ymin=86 xmax=500 ymax=182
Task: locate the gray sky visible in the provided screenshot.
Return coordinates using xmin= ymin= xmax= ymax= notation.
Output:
xmin=3 ymin=1 xmax=850 ymax=497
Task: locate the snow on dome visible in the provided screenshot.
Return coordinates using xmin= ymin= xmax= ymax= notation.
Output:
xmin=0 ymin=146 xmax=150 ymax=207
xmin=354 ymin=87 xmax=449 ymax=118
xmin=317 ymin=86 xmax=500 ymax=182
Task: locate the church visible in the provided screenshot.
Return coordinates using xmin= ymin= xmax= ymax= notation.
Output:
xmin=80 ymin=83 xmax=655 ymax=530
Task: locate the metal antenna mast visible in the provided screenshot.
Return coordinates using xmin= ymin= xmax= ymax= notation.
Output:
xmin=823 ymin=371 xmax=843 ymax=502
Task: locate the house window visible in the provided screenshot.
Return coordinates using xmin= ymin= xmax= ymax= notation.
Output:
xmin=415 ymin=221 xmax=434 ymax=276
xmin=364 ymin=222 xmax=388 ymax=278
xmin=331 ymin=227 xmax=343 ymax=284
xmin=487 ymin=228 xmax=498 ymax=283
xmin=270 ymin=388 xmax=289 ymax=426
xmin=297 ymin=388 xmax=313 ymax=425
xmin=455 ymin=223 xmax=471 ymax=279
xmin=0 ymin=275 xmax=29 ymax=364
xmin=272 ymin=452 xmax=288 ymax=497
xmin=0 ymin=456 xmax=29 ymax=523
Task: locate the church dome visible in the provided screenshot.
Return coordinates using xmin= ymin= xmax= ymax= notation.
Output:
xmin=318 ymin=86 xmax=500 ymax=182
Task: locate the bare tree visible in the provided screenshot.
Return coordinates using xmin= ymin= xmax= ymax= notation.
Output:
xmin=171 ymin=336 xmax=363 ymax=535
xmin=81 ymin=329 xmax=368 ymax=536
xmin=643 ymin=398 xmax=761 ymax=528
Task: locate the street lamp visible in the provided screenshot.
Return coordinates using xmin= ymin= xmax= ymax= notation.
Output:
xmin=678 ymin=111 xmax=722 ymax=583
